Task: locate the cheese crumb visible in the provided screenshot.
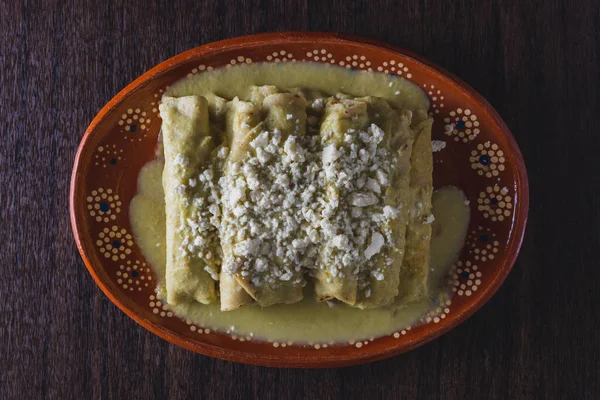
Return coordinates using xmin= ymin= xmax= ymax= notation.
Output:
xmin=174 ymin=153 xmax=189 ymax=167
xmin=371 ymin=270 xmax=384 ymax=281
xmin=311 ymin=98 xmax=325 ymax=111
xmin=322 ymin=144 xmax=340 ymax=164
xmin=175 ymin=184 xmax=186 ymax=195
xmin=350 ymin=192 xmax=378 ymax=207
xmin=431 ymin=140 xmax=447 ymax=152
xmin=365 ymin=178 xmax=381 ymax=194
xmin=250 ymin=131 xmax=270 ymax=149
xmin=365 ymin=232 xmax=385 ymax=259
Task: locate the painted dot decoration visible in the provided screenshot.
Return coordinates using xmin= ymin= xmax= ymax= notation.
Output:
xmin=305 ymin=49 xmax=336 ymax=64
xmin=226 ymin=333 xmax=253 ymax=342
xmin=94 ymin=144 xmax=123 ymax=168
xmin=267 ymin=50 xmax=294 ymax=62
xmin=227 ymin=56 xmax=253 ymax=68
xmin=444 ymin=108 xmax=480 ymax=143
xmin=335 ymin=54 xmax=373 ymax=70
xmin=392 ymin=326 xmax=412 ymax=339
xmin=187 ymin=63 xmax=215 ymax=78
xmin=424 ymin=84 xmax=444 ymax=115
xmin=151 ymin=88 xmax=166 ymax=113
xmin=149 ymin=294 xmax=174 ymax=318
xmin=96 ymin=225 xmax=133 ymax=261
xmin=153 ymin=88 xmax=165 ymax=99
xmin=181 ymin=315 xmax=217 ymax=335
xmin=376 ymin=60 xmax=411 ymax=78
xmin=120 ymin=107 xmax=152 ymax=142
xmin=478 ymin=185 xmax=513 ymax=221
xmin=449 ymin=261 xmax=481 ymax=296
xmin=87 ymin=188 xmax=122 ymax=222
xmin=467 ymin=227 xmax=500 ymax=262
xmin=420 ymin=293 xmax=453 ymax=324
xmin=117 ymin=260 xmax=153 ymax=292
xmin=470 ymin=141 xmax=506 ymax=177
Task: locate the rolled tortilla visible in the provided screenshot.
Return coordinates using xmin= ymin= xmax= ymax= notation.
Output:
xmin=232 ymin=93 xmax=308 ymax=306
xmin=353 ymin=99 xmax=415 ymax=309
xmin=398 ymin=116 xmax=434 ymax=301
xmin=219 ymin=98 xmax=260 ymax=311
xmin=219 ymin=272 xmax=253 ymax=311
xmin=160 ymin=95 xmax=219 ymax=305
xmin=224 ymin=97 xmax=262 ymax=162
xmin=249 ymin=85 xmax=279 ymax=109
xmin=204 ymin=92 xmax=228 ymax=122
xmin=313 ymin=98 xmax=370 ymax=305
xmin=263 ymin=92 xmax=307 ymax=136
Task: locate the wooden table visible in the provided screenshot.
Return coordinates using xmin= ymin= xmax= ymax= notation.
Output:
xmin=2 ymin=1 xmax=599 ymax=398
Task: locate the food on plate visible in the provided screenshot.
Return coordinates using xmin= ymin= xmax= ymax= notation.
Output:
xmin=160 ymin=96 xmax=219 ymax=305
xmin=130 ymin=62 xmax=470 ymax=342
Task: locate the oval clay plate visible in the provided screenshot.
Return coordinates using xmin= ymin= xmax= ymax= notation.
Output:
xmin=70 ymin=32 xmax=529 ymax=368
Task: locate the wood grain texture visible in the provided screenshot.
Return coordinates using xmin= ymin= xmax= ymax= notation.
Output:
xmin=1 ymin=0 xmax=599 ymax=398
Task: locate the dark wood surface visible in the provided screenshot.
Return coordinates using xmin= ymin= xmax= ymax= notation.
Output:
xmin=2 ymin=0 xmax=599 ymax=398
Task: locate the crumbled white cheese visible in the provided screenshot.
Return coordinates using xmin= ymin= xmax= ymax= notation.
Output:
xmin=234 ymin=239 xmax=261 ymax=257
xmin=371 ymin=270 xmax=384 ymax=281
xmin=365 ymin=178 xmax=381 ymax=194
xmin=228 ymin=187 xmax=244 ymax=207
xmin=280 ymin=271 xmax=293 ymax=281
xmin=255 ymin=147 xmax=270 ymax=164
xmin=331 ymin=234 xmax=350 ymax=250
xmin=250 ymin=131 xmax=270 ymax=149
xmin=174 ymin=156 xmax=225 ymax=282
xmin=174 ymin=153 xmax=189 ymax=167
xmin=365 ymin=232 xmax=385 ymax=259
xmin=369 ymin=124 xmax=385 ymax=143
xmin=431 ymin=140 xmax=447 ymax=152
xmin=217 ymin=147 xmax=229 ymax=159
xmin=322 ymin=144 xmax=340 ymax=165
xmin=376 ymin=170 xmax=389 ymax=185
xmin=292 ymin=239 xmax=308 ymax=249
xmin=350 ymin=192 xmax=378 ymax=207
xmin=219 ymin=128 xmax=319 ymax=287
xmin=233 ymin=205 xmax=247 ymax=217
xmin=176 ymin=184 xmax=186 ymax=195
xmin=382 ymin=206 xmax=398 ymax=219
xmin=311 ymin=98 xmax=325 ymax=111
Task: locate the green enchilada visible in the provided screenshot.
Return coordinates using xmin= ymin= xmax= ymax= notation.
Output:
xmin=159 ymin=96 xmax=220 ymax=305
